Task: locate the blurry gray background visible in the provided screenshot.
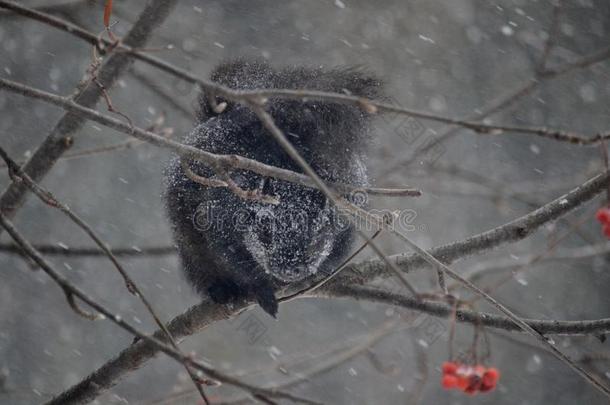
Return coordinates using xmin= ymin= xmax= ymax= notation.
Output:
xmin=1 ymin=0 xmax=610 ymax=404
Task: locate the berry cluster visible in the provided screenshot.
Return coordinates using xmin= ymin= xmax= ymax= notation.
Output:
xmin=596 ymin=207 xmax=610 ymax=239
xmin=441 ymin=361 xmax=499 ymax=394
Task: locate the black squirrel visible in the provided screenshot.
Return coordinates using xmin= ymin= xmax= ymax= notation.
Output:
xmin=164 ymin=60 xmax=382 ymax=317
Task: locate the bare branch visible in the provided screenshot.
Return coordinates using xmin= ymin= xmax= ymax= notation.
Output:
xmin=325 ymin=285 xmax=610 ymax=336
xmin=220 ymin=321 xmax=400 ymax=405
xmin=245 ymin=99 xmax=610 ymax=396
xmin=4 ymin=75 xmax=610 ymax=402
xmin=343 ymin=171 xmax=609 ymax=286
xmin=0 ymin=243 xmax=175 ymax=258
xmin=0 ymin=0 xmax=90 ymax=18
xmin=39 ymin=164 xmax=610 ymax=402
xmin=0 ymin=212 xmax=320 ymax=405
xmin=0 ymin=77 xmax=420 ymax=199
xmin=3 ymin=0 xmax=610 ymax=150
xmin=0 ymin=0 xmax=178 ymax=236
xmin=537 ymin=0 xmax=563 ymax=73
xmin=461 ymin=242 xmax=610 ymax=284
xmin=47 ymin=277 xmax=610 ymax=405
xmin=247 ymin=100 xmax=421 ymax=298
xmin=0 ymin=146 xmax=216 ymax=403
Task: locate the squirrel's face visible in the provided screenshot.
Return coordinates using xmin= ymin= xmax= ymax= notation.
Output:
xmin=240 ymin=181 xmax=351 ymax=283
xmin=188 ymin=173 xmax=352 ymax=284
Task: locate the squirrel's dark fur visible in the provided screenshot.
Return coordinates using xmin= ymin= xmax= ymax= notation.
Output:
xmin=164 ymin=60 xmax=382 ymax=317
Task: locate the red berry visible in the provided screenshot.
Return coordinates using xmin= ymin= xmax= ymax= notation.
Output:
xmin=441 ymin=362 xmax=500 ymax=395
xmin=485 ymin=368 xmax=500 ymax=382
xmin=464 ymin=384 xmax=479 ymax=395
xmin=468 ymin=375 xmax=482 ymax=390
xmin=482 ymin=374 xmax=496 ymax=387
xmin=442 ymin=374 xmax=459 ymax=389
xmin=456 ymin=375 xmax=469 ymax=390
xmin=596 ymin=208 xmax=610 ymax=224
xmin=481 ymin=368 xmax=500 ymax=392
xmin=479 ymin=382 xmax=495 ymax=392
xmin=442 ymin=361 xmax=458 ymax=375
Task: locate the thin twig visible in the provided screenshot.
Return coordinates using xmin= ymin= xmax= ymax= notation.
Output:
xmin=217 ymin=321 xmax=400 ymax=405
xmin=537 ymin=0 xmax=563 ymax=73
xmin=0 ymin=0 xmax=178 ymax=237
xmin=458 ymin=242 xmax=610 ymax=286
xmin=0 ymin=213 xmax=320 ymax=405
xmin=245 ymin=100 xmax=610 ymax=398
xmin=0 ymin=243 xmax=175 ymax=257
xmin=247 ymin=100 xmax=420 ymax=298
xmin=466 ymin=211 xmax=591 ymax=299
xmin=0 ymin=0 xmax=90 ymax=17
xmin=3 ymin=0 xmax=610 ymax=149
xmin=0 ymin=77 xmax=420 ymax=199
xmin=342 ymin=171 xmax=610 ymax=287
xmin=32 ymin=169 xmax=610 ymax=404
xmin=129 ymin=66 xmax=195 ymax=120
xmin=280 ymin=229 xmax=383 ymax=302
xmin=326 ymin=284 xmax=610 ymax=336
xmin=0 ymin=146 xmax=216 ymax=403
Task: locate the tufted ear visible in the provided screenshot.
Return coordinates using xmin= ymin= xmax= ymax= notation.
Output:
xmin=210 ymin=58 xmax=275 ymax=89
xmin=196 ymin=59 xmax=276 ymax=123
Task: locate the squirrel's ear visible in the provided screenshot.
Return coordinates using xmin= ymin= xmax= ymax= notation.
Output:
xmin=196 ymin=92 xmax=212 ymax=122
xmin=210 ymin=59 xmax=274 ymax=90
xmin=196 ymin=92 xmax=229 ymax=123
